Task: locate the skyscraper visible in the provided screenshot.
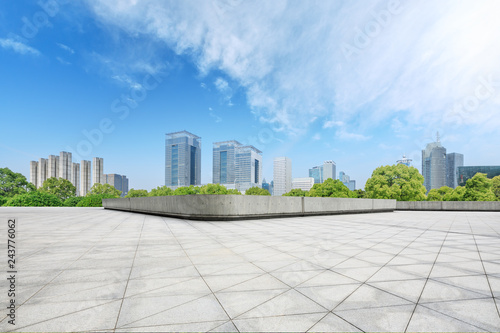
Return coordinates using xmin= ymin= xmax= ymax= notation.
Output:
xmin=292 ymin=177 xmax=315 ymax=191
xmin=234 ymin=145 xmax=262 ymax=191
xmin=59 ymin=151 xmax=72 ymax=181
xmin=37 ymin=158 xmax=47 ymax=188
xmin=422 ymin=134 xmax=447 ymax=192
xmin=213 ymin=141 xmax=240 ymax=184
xmin=323 ymin=160 xmax=336 ymax=180
xmin=397 ymin=154 xmax=412 ymax=167
xmin=81 ymin=160 xmax=92 ymax=196
xmin=30 ymin=161 xmax=38 ymax=188
xmin=165 ymin=131 xmax=201 ymax=187
xmin=105 ymin=174 xmax=129 ymax=197
xmin=72 ymin=163 xmax=80 ymax=195
xmin=273 ymin=157 xmax=292 ymax=196
xmin=309 ymin=165 xmax=323 ymax=184
xmin=92 ymin=157 xmax=104 ymax=185
xmin=446 ymin=153 xmax=464 ymax=189
xmin=47 ymin=155 xmax=59 ymax=179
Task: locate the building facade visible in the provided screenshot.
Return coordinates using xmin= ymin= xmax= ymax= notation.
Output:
xmin=37 ymin=158 xmax=48 ymax=188
xmin=165 ymin=131 xmax=201 ymax=187
xmin=213 ymin=141 xmax=239 ymax=184
xmin=47 ymin=155 xmax=59 ymax=179
xmin=309 ymin=166 xmax=323 ymax=184
xmin=397 ymin=155 xmax=412 ymax=167
xmin=457 ymin=166 xmax=500 ymax=187
xmin=292 ymin=177 xmax=315 ymax=191
xmin=80 ymin=160 xmax=92 ymax=196
xmin=422 ymin=136 xmax=447 ymax=192
xmin=105 ymin=174 xmax=129 ymax=197
xmin=92 ymin=157 xmax=104 ymax=185
xmin=30 ymin=161 xmax=38 ymax=188
xmin=59 ymin=151 xmax=72 ymax=181
xmin=446 ymin=153 xmax=464 ymax=189
xmin=323 ymin=161 xmax=336 ymax=180
xmin=71 ymin=163 xmax=80 ymax=195
xmin=273 ymin=157 xmax=292 ymax=196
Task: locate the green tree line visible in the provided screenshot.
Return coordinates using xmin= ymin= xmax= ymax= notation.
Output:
xmin=1 ymin=164 xmax=499 ymax=207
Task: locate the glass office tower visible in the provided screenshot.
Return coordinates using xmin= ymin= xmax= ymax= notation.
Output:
xmin=165 ymin=131 xmax=201 ymax=187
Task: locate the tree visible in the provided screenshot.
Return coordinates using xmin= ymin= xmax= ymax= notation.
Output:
xmin=492 ymin=175 xmax=500 ymax=200
xmin=149 ymin=186 xmax=174 ymax=197
xmin=0 ymin=167 xmax=35 ymax=198
xmin=173 ymin=185 xmax=200 ymax=195
xmin=364 ymin=164 xmax=426 ymax=201
xmin=125 ymin=189 xmax=149 ymax=198
xmin=246 ymin=187 xmax=271 ymax=196
xmin=308 ymin=178 xmax=353 ymax=198
xmin=443 ymin=186 xmax=465 ymax=201
xmin=39 ymin=177 xmax=76 ymax=201
xmin=87 ymin=183 xmax=121 ymax=197
xmin=282 ymin=189 xmax=308 ymax=197
xmin=4 ymin=191 xmax=62 ymax=207
xmin=64 ymin=196 xmax=84 ymax=207
xmin=353 ymin=189 xmax=366 ymax=198
xmin=227 ymin=189 xmax=241 ymax=195
xmin=199 ymin=183 xmax=230 ymax=194
xmin=463 ymin=173 xmax=496 ymax=201
xmin=426 ymin=186 xmax=453 ymax=201
xmin=77 ymin=194 xmax=117 ymax=207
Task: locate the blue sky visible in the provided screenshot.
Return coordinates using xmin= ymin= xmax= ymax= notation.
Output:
xmin=1 ymin=0 xmax=499 ymax=191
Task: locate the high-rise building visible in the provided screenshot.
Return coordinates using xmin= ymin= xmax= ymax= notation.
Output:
xmin=348 ymin=180 xmax=356 ymax=191
xmin=213 ymin=141 xmax=240 ymax=184
xmin=446 ymin=153 xmax=464 ymax=189
xmin=309 ymin=166 xmax=323 ymax=184
xmin=59 ymin=151 xmax=72 ymax=181
xmin=105 ymin=174 xmax=129 ymax=197
xmin=262 ymin=178 xmax=270 ymax=193
xmin=292 ymin=177 xmax=315 ymax=191
xmin=92 ymin=157 xmax=104 ymax=185
xmin=71 ymin=163 xmax=80 ymax=195
xmin=80 ymin=160 xmax=92 ymax=196
xmin=273 ymin=157 xmax=292 ymax=196
xmin=457 ymin=166 xmax=500 ymax=187
xmin=339 ymin=171 xmax=356 ymax=190
xmin=37 ymin=158 xmax=47 ymax=188
xmin=30 ymin=161 xmax=38 ymax=188
xmin=323 ymin=161 xmax=336 ymax=180
xmin=397 ymin=154 xmax=412 ymax=167
xmin=165 ymin=131 xmax=201 ymax=187
xmin=47 ymin=155 xmax=59 ymax=179
xmin=422 ymin=134 xmax=447 ymax=192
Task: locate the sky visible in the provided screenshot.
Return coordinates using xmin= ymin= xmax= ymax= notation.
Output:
xmin=1 ymin=0 xmax=499 ymax=191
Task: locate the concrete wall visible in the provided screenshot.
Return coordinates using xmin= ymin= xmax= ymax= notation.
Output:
xmin=103 ymin=195 xmax=396 ymax=220
xmin=396 ymin=201 xmax=500 ymax=211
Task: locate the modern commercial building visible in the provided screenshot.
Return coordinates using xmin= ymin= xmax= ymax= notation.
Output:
xmin=397 ymin=155 xmax=412 ymax=167
xmin=446 ymin=153 xmax=464 ymax=189
xmin=165 ymin=131 xmax=201 ymax=187
xmin=30 ymin=161 xmax=38 ymax=188
xmin=92 ymin=157 xmax=104 ymax=185
xmin=422 ymin=134 xmax=447 ymax=192
xmin=71 ymin=163 xmax=80 ymax=195
xmin=292 ymin=177 xmax=315 ymax=191
xmin=47 ymin=155 xmax=59 ymax=179
xmin=309 ymin=161 xmax=336 ymax=184
xmin=273 ymin=157 xmax=292 ymax=196
xmin=80 ymin=160 xmax=92 ymax=196
xmin=339 ymin=171 xmax=356 ymax=191
xmin=37 ymin=158 xmax=47 ymax=188
xmin=59 ymin=151 xmax=72 ymax=181
xmin=262 ymin=178 xmax=270 ymax=193
xmin=105 ymin=174 xmax=129 ymax=197
xmin=457 ymin=166 xmax=500 ymax=187
xmin=213 ymin=141 xmax=239 ymax=184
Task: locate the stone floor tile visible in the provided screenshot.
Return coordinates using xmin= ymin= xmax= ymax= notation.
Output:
xmin=334 ymin=284 xmax=413 ymax=311
xmin=406 ymin=305 xmax=485 ymax=332
xmin=233 ymin=312 xmax=327 ymax=332
xmin=215 ymin=289 xmax=285 ymax=318
xmin=296 ymin=284 xmax=361 ymax=310
xmin=307 ymin=312 xmax=362 ymax=332
xmin=333 ymin=304 xmax=415 ymax=332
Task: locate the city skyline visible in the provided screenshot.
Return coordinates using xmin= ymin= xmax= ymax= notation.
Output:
xmin=2 ymin=1 xmax=500 ymax=191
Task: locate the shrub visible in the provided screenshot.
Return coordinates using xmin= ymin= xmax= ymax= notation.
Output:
xmin=282 ymin=189 xmax=308 ymax=197
xmin=64 ymin=196 xmax=85 ymax=207
xmin=149 ymin=186 xmax=174 ymax=197
xmin=77 ymin=194 xmax=117 ymax=207
xmin=4 ymin=191 xmax=62 ymax=207
xmin=245 ymin=187 xmax=271 ymax=196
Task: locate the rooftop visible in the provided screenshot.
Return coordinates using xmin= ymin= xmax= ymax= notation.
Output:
xmin=1 ymin=208 xmax=499 ymax=332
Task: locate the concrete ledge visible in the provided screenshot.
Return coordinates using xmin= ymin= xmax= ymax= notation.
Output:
xmin=396 ymin=201 xmax=500 ymax=211
xmin=103 ymin=195 xmax=396 ymax=220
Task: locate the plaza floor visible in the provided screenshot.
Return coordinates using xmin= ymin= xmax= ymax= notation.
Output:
xmin=0 ymin=207 xmax=499 ymax=332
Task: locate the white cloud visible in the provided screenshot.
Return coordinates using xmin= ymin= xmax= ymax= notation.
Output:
xmin=312 ymin=133 xmax=321 ymax=141
xmin=323 ymin=120 xmax=344 ymax=129
xmin=336 ymin=129 xmax=371 ymax=142
xmin=84 ymin=0 xmax=500 ymax=136
xmin=0 ymin=38 xmax=40 ymax=56
xmin=56 ymin=57 xmax=71 ymax=65
xmin=56 ymin=43 xmax=75 ymax=54
xmin=214 ymin=77 xmax=233 ymax=106
xmin=112 ymin=74 xmax=142 ymax=89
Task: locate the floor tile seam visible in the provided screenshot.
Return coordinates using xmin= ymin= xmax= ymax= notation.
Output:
xmin=418 ymin=302 xmax=494 ymax=331
xmin=14 ymin=214 xmax=135 ymax=315
xmin=327 ymin=224 xmax=435 ymax=315
xmin=4 ymin=298 xmax=121 ymax=333
xmin=304 ymin=312 xmax=365 ymax=333
xmin=404 ymin=217 xmax=457 ymax=332
xmin=114 ymin=292 xmax=213 ymax=329
xmin=233 ymin=310 xmax=329 ymax=321
xmin=115 ymin=318 xmax=229 ymax=330
xmin=113 ymin=216 xmax=146 ymax=332
xmin=425 ymin=276 xmax=494 ymax=298
xmin=467 ymin=215 xmax=500 ymax=318
xmin=418 ymin=295 xmax=493 ymax=305
xmin=163 ymin=218 xmax=241 ymax=332
xmin=120 ymin=276 xmax=203 ymax=299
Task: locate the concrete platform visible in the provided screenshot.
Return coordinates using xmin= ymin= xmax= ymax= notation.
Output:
xmin=0 ymin=207 xmax=499 ymax=332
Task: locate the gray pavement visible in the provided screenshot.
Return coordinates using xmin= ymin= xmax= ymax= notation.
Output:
xmin=0 ymin=207 xmax=499 ymax=332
